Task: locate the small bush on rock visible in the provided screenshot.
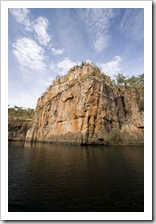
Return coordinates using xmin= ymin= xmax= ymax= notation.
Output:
xmin=109 ymin=128 xmax=122 ymax=144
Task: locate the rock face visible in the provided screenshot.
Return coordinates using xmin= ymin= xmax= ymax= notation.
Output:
xmin=26 ymin=64 xmax=144 ymax=145
xmin=8 ymin=119 xmax=32 ymax=141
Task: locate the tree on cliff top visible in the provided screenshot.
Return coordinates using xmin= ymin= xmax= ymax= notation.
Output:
xmin=115 ymin=73 xmax=127 ymax=86
xmin=115 ymin=73 xmax=144 ymax=87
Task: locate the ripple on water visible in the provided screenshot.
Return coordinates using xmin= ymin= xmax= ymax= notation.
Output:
xmin=8 ymin=142 xmax=144 ymax=212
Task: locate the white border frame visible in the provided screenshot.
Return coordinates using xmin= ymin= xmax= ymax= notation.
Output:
xmin=1 ymin=1 xmax=152 ymax=221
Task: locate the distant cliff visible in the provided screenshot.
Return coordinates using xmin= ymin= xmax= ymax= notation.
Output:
xmin=8 ymin=107 xmax=34 ymax=141
xmin=25 ymin=64 xmax=144 ymax=145
xmin=8 ymin=119 xmax=32 ymax=141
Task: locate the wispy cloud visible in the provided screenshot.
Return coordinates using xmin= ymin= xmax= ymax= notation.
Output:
xmin=9 ymin=8 xmax=51 ymax=46
xmin=9 ymin=8 xmax=31 ymax=30
xmin=81 ymin=8 xmax=115 ymax=52
xmin=99 ymin=56 xmax=122 ymax=77
xmin=51 ymin=47 xmax=64 ymax=56
xmin=32 ymin=17 xmax=51 ymax=46
xmin=12 ymin=37 xmax=46 ymax=71
xmin=50 ymin=57 xmax=79 ymax=76
xmin=8 ymin=8 xmax=144 ymax=109
xmin=120 ymin=9 xmax=144 ymax=42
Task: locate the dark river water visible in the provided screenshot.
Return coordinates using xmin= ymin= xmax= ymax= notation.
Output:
xmin=8 ymin=141 xmax=144 ymax=212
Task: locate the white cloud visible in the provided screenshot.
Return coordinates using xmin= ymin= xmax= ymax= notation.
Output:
xmin=51 ymin=47 xmax=64 ymax=56
xmin=8 ymin=90 xmax=38 ymax=109
xmin=120 ymin=9 xmax=144 ymax=42
xmin=10 ymin=9 xmax=51 ymax=46
xmin=12 ymin=37 xmax=46 ymax=71
xmin=94 ymin=36 xmax=110 ymax=53
xmin=32 ymin=17 xmax=51 ymax=46
xmin=99 ymin=56 xmax=122 ymax=77
xmin=50 ymin=58 xmax=79 ymax=76
xmin=81 ymin=9 xmax=115 ymax=52
xmin=9 ymin=8 xmax=31 ymax=30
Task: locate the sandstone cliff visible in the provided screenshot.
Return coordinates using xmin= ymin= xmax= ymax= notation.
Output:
xmin=26 ymin=64 xmax=144 ymax=145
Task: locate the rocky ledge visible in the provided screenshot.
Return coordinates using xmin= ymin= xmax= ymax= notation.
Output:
xmin=8 ymin=119 xmax=32 ymax=141
xmin=25 ymin=64 xmax=144 ymax=145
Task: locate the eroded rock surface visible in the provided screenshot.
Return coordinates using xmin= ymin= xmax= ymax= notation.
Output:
xmin=8 ymin=119 xmax=32 ymax=141
xmin=26 ymin=64 xmax=144 ymax=145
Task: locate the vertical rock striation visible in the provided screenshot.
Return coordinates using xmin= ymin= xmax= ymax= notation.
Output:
xmin=26 ymin=64 xmax=144 ymax=145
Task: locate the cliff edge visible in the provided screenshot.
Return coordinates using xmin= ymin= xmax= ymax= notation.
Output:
xmin=26 ymin=64 xmax=144 ymax=145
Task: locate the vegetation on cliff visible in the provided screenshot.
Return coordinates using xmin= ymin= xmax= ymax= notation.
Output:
xmin=114 ymin=73 xmax=144 ymax=87
xmin=79 ymin=61 xmax=144 ymax=87
xmin=42 ymin=61 xmax=144 ymax=96
xmin=8 ymin=106 xmax=34 ymax=141
xmin=8 ymin=63 xmax=144 ymax=145
xmin=8 ymin=106 xmax=34 ymax=120
xmin=25 ymin=63 xmax=144 ymax=145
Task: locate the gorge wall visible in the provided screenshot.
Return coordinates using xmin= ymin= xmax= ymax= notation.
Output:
xmin=25 ymin=64 xmax=144 ymax=145
xmin=8 ymin=119 xmax=32 ymax=141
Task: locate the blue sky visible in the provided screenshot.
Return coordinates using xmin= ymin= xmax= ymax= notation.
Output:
xmin=8 ymin=8 xmax=144 ymax=108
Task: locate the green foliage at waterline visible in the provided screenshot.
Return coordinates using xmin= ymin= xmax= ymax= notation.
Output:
xmin=103 ymin=128 xmax=122 ymax=145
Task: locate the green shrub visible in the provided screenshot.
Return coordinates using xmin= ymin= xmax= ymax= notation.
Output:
xmin=103 ymin=138 xmax=110 ymax=145
xmin=103 ymin=128 xmax=122 ymax=145
xmin=109 ymin=128 xmax=122 ymax=143
xmin=81 ymin=61 xmax=86 ymax=67
xmin=8 ymin=106 xmax=34 ymax=120
xmin=67 ymin=82 xmax=76 ymax=88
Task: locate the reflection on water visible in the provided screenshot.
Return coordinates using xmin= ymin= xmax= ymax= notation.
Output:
xmin=8 ymin=141 xmax=144 ymax=212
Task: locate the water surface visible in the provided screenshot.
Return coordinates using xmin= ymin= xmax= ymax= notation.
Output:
xmin=8 ymin=141 xmax=144 ymax=212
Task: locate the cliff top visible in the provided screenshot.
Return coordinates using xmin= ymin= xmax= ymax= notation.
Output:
xmin=41 ymin=62 xmax=112 ymax=98
xmin=39 ymin=62 xmax=144 ymax=107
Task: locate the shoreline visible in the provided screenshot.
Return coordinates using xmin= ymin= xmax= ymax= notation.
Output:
xmin=8 ymin=139 xmax=144 ymax=147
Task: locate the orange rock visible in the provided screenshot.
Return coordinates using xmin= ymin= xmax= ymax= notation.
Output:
xmin=26 ymin=64 xmax=144 ymax=145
